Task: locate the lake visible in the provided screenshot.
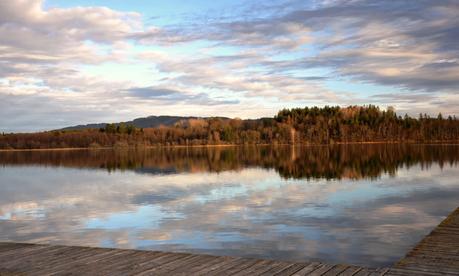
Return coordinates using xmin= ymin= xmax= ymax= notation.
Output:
xmin=0 ymin=144 xmax=458 ymax=267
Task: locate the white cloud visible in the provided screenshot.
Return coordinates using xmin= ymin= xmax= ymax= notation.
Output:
xmin=0 ymin=0 xmax=458 ymax=131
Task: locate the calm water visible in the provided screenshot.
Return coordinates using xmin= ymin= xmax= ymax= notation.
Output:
xmin=0 ymin=144 xmax=458 ymax=267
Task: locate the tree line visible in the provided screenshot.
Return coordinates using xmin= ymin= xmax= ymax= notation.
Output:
xmin=1 ymin=105 xmax=458 ymax=149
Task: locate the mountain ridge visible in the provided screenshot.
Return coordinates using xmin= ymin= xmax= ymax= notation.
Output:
xmin=59 ymin=115 xmax=230 ymax=131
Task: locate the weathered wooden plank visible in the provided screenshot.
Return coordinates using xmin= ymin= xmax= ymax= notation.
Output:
xmin=208 ymin=258 xmax=261 ymax=276
xmin=181 ymin=256 xmax=237 ymax=275
xmin=119 ymin=251 xmax=172 ymax=272
xmin=80 ymin=252 xmax=168 ymax=275
xmin=36 ymin=248 xmax=118 ymax=275
xmin=52 ymin=249 xmax=143 ymax=276
xmin=291 ymin=262 xmax=323 ymax=275
xmin=159 ymin=255 xmax=216 ymax=274
xmin=87 ymin=251 xmax=162 ymax=275
xmin=18 ymin=247 xmax=98 ymax=274
xmin=135 ymin=254 xmax=202 ymax=275
xmin=157 ymin=255 xmax=219 ymax=274
xmin=391 ymin=264 xmax=459 ymax=275
xmin=112 ymin=252 xmax=171 ymax=275
xmin=338 ymin=266 xmax=364 ymax=276
xmin=258 ymin=262 xmax=296 ymax=276
xmin=0 ymin=243 xmax=51 ymax=262
xmin=368 ymin=268 xmax=390 ymax=276
xmin=46 ymin=248 xmax=128 ymax=275
xmin=386 ymin=268 xmax=459 ymax=276
xmin=353 ymin=268 xmax=383 ymax=276
xmin=321 ymin=264 xmax=351 ymax=275
xmin=230 ymin=259 xmax=273 ymax=276
xmin=237 ymin=260 xmax=291 ymax=276
xmin=306 ymin=263 xmax=336 ymax=276
xmin=184 ymin=255 xmax=230 ymax=274
xmin=122 ymin=252 xmax=193 ymax=275
xmin=272 ymin=263 xmax=308 ymax=276
xmin=193 ymin=256 xmax=244 ymax=275
xmin=0 ymin=242 xmax=33 ymax=254
xmin=0 ymin=245 xmax=76 ymax=271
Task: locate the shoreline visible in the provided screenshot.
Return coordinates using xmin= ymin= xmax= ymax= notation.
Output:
xmin=1 ymin=141 xmax=459 ymax=152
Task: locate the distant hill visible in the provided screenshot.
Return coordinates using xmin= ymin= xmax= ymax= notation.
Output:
xmin=2 ymin=105 xmax=458 ymax=150
xmin=59 ymin=115 xmax=229 ymax=131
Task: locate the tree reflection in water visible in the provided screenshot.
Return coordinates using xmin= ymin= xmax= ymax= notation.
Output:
xmin=1 ymin=144 xmax=457 ymax=180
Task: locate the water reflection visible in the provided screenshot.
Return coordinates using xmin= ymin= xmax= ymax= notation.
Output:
xmin=1 ymin=144 xmax=458 ymax=180
xmin=0 ymin=145 xmax=458 ymax=267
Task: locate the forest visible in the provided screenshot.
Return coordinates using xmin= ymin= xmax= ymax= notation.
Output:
xmin=1 ymin=105 xmax=458 ymax=149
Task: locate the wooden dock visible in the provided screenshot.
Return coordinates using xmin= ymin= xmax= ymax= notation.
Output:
xmin=0 ymin=207 xmax=458 ymax=275
xmin=387 ymin=207 xmax=459 ymax=276
xmin=0 ymin=243 xmax=386 ymax=276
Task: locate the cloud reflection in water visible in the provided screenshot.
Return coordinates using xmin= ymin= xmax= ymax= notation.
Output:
xmin=0 ymin=145 xmax=458 ymax=267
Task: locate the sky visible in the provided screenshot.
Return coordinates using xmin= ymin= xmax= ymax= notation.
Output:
xmin=0 ymin=0 xmax=458 ymax=132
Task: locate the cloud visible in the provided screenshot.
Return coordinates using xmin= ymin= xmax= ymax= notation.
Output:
xmin=146 ymin=0 xmax=459 ymax=92
xmin=370 ymin=92 xmax=459 ymax=116
xmin=0 ymin=1 xmax=141 ymax=73
xmin=127 ymin=87 xmax=183 ymax=98
xmin=0 ymin=0 xmax=143 ymax=85
xmin=137 ymin=50 xmax=346 ymax=104
xmin=130 ymin=0 xmax=459 ymax=116
xmin=0 ymin=0 xmax=141 ymax=44
xmin=283 ymin=1 xmax=459 ymax=92
xmin=0 ymin=0 xmax=458 ymax=131
xmin=125 ymin=86 xmax=239 ymax=105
